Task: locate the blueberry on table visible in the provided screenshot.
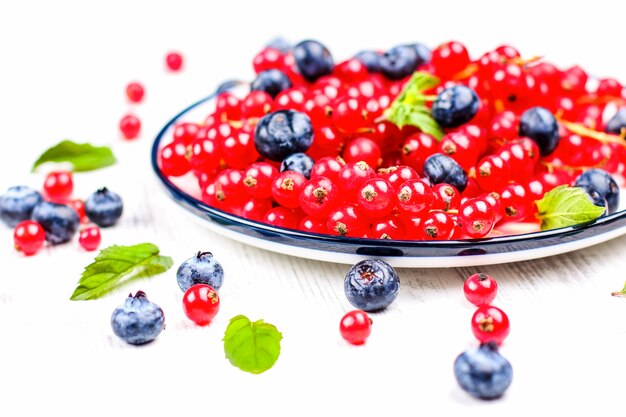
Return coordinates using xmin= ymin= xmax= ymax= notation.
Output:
xmin=254 ymin=110 xmax=313 ymax=161
xmin=176 ymin=251 xmax=224 ymax=292
xmin=379 ymin=45 xmax=420 ymax=80
xmin=575 ymin=169 xmax=620 ymax=214
xmin=423 ymin=153 xmax=468 ymax=192
xmin=432 ymin=85 xmax=480 ymax=128
xmin=31 ymin=201 xmax=79 ymax=244
xmin=344 ymin=259 xmax=400 ymax=311
xmin=293 ymin=39 xmax=334 ymax=82
xmin=353 ymin=50 xmax=382 ymax=73
xmin=111 ymin=291 xmax=165 ymax=345
xmin=280 ymin=152 xmax=315 ymax=179
xmin=0 ymin=185 xmax=43 ymax=227
xmin=251 ymin=69 xmax=292 ymax=98
xmin=605 ymin=108 xmax=626 ymax=134
xmin=453 ymin=342 xmax=513 ymax=400
xmin=85 ymin=187 xmax=123 ymax=227
xmin=518 ymin=106 xmax=560 ymax=156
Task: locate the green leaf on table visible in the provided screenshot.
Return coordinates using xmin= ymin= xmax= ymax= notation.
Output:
xmin=223 ymin=315 xmax=282 ymax=374
xmin=383 ymin=71 xmax=444 ymax=140
xmin=535 ymin=185 xmax=606 ymax=231
xmin=70 ymin=243 xmax=173 ymax=301
xmin=32 ymin=140 xmax=116 ymax=172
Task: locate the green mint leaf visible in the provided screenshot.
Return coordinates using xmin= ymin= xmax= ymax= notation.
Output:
xmin=70 ymin=243 xmax=173 ymax=301
xmin=223 ymin=315 xmax=282 ymax=374
xmin=536 ymin=185 xmax=606 ymax=231
xmin=32 ymin=140 xmax=116 ymax=172
xmin=384 ymin=71 xmax=443 ymax=140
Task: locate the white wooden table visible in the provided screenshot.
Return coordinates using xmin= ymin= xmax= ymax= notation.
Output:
xmin=2 ymin=1 xmax=626 ymax=415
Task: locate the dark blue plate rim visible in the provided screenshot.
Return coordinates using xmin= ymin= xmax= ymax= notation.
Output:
xmin=150 ymin=91 xmax=626 ymax=258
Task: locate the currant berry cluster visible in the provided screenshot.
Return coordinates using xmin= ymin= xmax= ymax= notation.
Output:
xmin=158 ymin=38 xmax=625 ymax=241
xmin=455 ymin=272 xmax=513 ymax=400
xmin=0 ymin=171 xmax=124 ymax=255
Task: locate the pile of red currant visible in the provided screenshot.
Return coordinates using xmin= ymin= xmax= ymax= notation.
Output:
xmin=157 ymin=39 xmax=626 ymax=240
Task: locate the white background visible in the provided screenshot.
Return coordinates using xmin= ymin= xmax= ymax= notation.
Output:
xmin=2 ymin=1 xmax=626 ymax=416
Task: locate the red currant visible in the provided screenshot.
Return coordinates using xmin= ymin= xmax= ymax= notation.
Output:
xmin=334 ymin=59 xmax=368 ymax=83
xmin=221 ymin=130 xmax=259 ymax=169
xmin=182 ymin=284 xmax=220 ymax=326
xmin=241 ymin=91 xmax=274 ymax=118
xmin=165 ymin=51 xmax=183 ymax=71
xmin=439 ymin=131 xmax=480 ymax=171
xmin=14 ymin=220 xmax=46 ymax=256
xmin=500 ymin=183 xmax=531 ymax=222
xmin=458 ymin=198 xmax=496 ymax=239
xmin=337 ymin=161 xmax=376 ymax=199
xmin=264 ymin=207 xmax=298 ymax=229
xmin=299 ymin=176 xmax=339 ymax=219
xmin=432 ymin=184 xmax=461 ymax=212
xmin=79 ymin=226 xmax=101 ymax=251
xmin=253 ymin=47 xmax=284 ymax=73
xmin=357 ymin=178 xmax=395 ymax=218
xmin=471 ymin=305 xmax=510 ymax=345
xmin=421 ymin=211 xmax=456 ymax=240
xmin=205 ymin=169 xmax=246 ymax=208
xmin=43 ymin=171 xmax=73 ymax=202
xmin=241 ymin=198 xmax=272 ymax=222
xmin=307 ymin=124 xmax=345 ymax=159
xmin=401 ymin=133 xmax=437 ymax=174
xmin=243 ymin=162 xmax=279 ymax=199
xmin=68 ymin=199 xmax=88 ymax=223
xmin=327 ymin=205 xmax=367 ymax=237
xmin=310 ymin=156 xmax=345 ymax=183
xmin=299 ymin=216 xmax=328 ymax=234
xmin=119 ymin=114 xmax=141 ymax=140
xmin=331 ymin=97 xmax=369 ymax=133
xmin=339 ymin=310 xmax=372 ymax=345
xmin=431 ymin=41 xmax=470 ymax=79
xmin=125 ymin=82 xmax=144 ymax=103
xmin=343 ymin=137 xmax=382 ymax=169
xmin=275 ymin=88 xmax=309 ymax=112
xmin=272 ymin=171 xmax=307 ymax=208
xmin=215 ymin=92 xmax=243 ymax=120
xmin=190 ymin=136 xmax=220 ymax=176
xmin=464 ymin=273 xmax=498 ymax=306
xmin=172 ymin=122 xmax=201 ymax=146
xmin=370 ymin=216 xmax=407 ymax=240
xmin=396 ymin=179 xmax=434 ymax=215
xmin=597 ymin=77 xmax=623 ymax=97
xmin=160 ymin=142 xmax=191 ymax=177
xmin=475 ymin=155 xmax=510 ymax=192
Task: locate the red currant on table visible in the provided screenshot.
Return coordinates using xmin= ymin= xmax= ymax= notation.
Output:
xmin=125 ymin=82 xmax=145 ymax=103
xmin=119 ymin=114 xmax=141 ymax=140
xmin=165 ymin=51 xmax=183 ymax=71
xmin=340 ymin=310 xmax=372 ymax=345
xmin=464 ymin=273 xmax=498 ymax=306
xmin=43 ymin=170 xmax=73 ymax=202
xmin=182 ymin=284 xmax=220 ymax=326
xmin=79 ymin=226 xmax=101 ymax=251
xmin=14 ymin=220 xmax=46 ymax=256
xmin=471 ymin=305 xmax=510 ymax=345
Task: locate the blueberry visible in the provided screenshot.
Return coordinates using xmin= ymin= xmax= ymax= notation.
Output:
xmin=280 ymin=152 xmax=315 ymax=179
xmin=379 ymin=45 xmax=420 ymax=80
xmin=31 ymin=201 xmax=79 ymax=244
xmin=408 ymin=42 xmax=431 ymax=66
xmin=251 ymin=69 xmax=292 ymax=98
xmin=432 ymin=85 xmax=480 ymax=128
xmin=344 ymin=259 xmax=400 ymax=311
xmin=575 ymin=169 xmax=620 ymax=214
xmin=423 ymin=153 xmax=468 ymax=192
xmin=353 ymin=50 xmax=382 ymax=72
xmin=176 ymin=251 xmax=224 ymax=292
xmin=0 ymin=185 xmax=43 ymax=227
xmin=266 ymin=37 xmax=291 ymax=53
xmin=519 ymin=106 xmax=560 ymax=156
xmin=605 ymin=108 xmax=626 ymax=134
xmin=111 ymin=291 xmax=165 ymax=345
xmin=85 ymin=187 xmax=123 ymax=227
xmin=216 ymin=79 xmax=244 ymax=94
xmin=453 ymin=342 xmax=513 ymax=400
xmin=254 ymin=110 xmax=313 ymax=161
xmin=293 ymin=39 xmax=334 ymax=82
xmin=578 ymin=185 xmax=608 ymax=216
